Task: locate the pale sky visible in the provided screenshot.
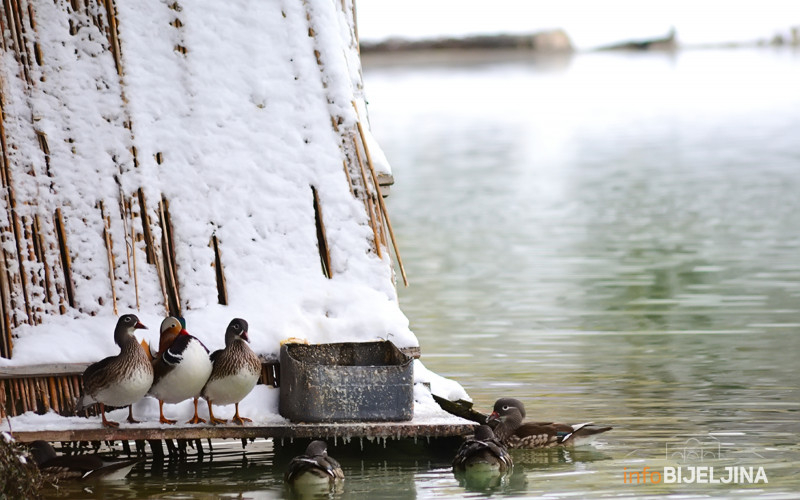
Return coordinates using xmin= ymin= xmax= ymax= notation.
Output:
xmin=356 ymin=0 xmax=799 ymax=49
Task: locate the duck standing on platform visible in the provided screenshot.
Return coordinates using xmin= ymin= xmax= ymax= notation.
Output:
xmin=148 ymin=317 xmax=213 ymax=424
xmin=76 ymin=314 xmax=153 ymax=428
xmin=453 ymin=425 xmax=513 ymax=474
xmin=201 ymin=318 xmax=261 ymax=425
xmin=29 ymin=441 xmax=142 ymax=481
xmin=488 ymin=397 xmax=612 ymax=448
xmin=284 ymin=440 xmax=344 ymax=488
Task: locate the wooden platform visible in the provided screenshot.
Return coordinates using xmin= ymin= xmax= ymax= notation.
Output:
xmin=9 ymin=420 xmax=475 ymax=444
xmin=2 ymin=352 xmax=475 ymax=445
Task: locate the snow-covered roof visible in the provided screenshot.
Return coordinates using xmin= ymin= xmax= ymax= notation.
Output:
xmin=0 ymin=0 xmax=414 ymax=366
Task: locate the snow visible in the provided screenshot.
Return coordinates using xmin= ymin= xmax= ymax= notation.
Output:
xmin=0 ymin=0 xmax=471 ymax=429
xmin=0 ymin=0 xmax=416 ymax=364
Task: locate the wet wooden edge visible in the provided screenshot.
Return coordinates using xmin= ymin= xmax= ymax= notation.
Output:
xmin=10 ymin=421 xmax=475 ymax=443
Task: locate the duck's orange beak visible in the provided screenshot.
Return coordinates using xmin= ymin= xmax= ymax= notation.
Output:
xmin=179 ymin=329 xmax=190 ymax=336
xmin=487 ymin=411 xmax=500 ymax=423
xmin=135 ymin=321 xmax=148 ymax=330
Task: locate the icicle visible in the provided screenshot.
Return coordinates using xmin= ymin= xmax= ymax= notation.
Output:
xmin=359 ymin=437 xmax=363 ymax=451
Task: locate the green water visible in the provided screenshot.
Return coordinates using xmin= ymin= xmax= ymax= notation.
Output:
xmin=45 ymin=48 xmax=800 ymax=499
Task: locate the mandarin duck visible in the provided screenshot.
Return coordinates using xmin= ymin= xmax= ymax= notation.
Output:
xmin=453 ymin=425 xmax=513 ymax=474
xmin=201 ymin=318 xmax=261 ymax=425
xmin=284 ymin=440 xmax=345 ymax=488
xmin=148 ymin=317 xmax=213 ymax=424
xmin=76 ymin=314 xmax=153 ymax=427
xmin=30 ymin=441 xmax=141 ymax=481
xmin=488 ymin=397 xmax=612 ymax=448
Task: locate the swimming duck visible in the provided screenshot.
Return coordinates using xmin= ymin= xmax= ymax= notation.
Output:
xmin=148 ymin=317 xmax=213 ymax=424
xmin=76 ymin=314 xmax=153 ymax=428
xmin=488 ymin=397 xmax=612 ymax=448
xmin=284 ymin=440 xmax=344 ymax=487
xmin=453 ymin=425 xmax=513 ymax=474
xmin=201 ymin=318 xmax=261 ymax=425
xmin=29 ymin=441 xmax=141 ymax=481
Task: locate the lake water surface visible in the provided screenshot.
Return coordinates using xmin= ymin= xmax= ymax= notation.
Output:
xmin=47 ymin=48 xmax=800 ymax=499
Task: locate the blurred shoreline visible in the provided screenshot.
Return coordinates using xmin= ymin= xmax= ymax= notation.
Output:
xmin=359 ymin=26 xmax=800 ymax=55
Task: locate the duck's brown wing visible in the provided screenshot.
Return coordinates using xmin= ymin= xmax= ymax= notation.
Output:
xmin=81 ymin=355 xmax=118 ymax=395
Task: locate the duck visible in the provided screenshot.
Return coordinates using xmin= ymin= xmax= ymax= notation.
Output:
xmin=201 ymin=318 xmax=261 ymax=425
xmin=76 ymin=314 xmax=154 ymax=428
xmin=29 ymin=440 xmax=141 ymax=481
xmin=148 ymin=317 xmax=213 ymax=424
xmin=284 ymin=440 xmax=344 ymax=487
xmin=487 ymin=397 xmax=612 ymax=448
xmin=453 ymin=425 xmax=513 ymax=474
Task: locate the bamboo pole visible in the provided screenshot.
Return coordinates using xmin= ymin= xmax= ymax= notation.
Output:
xmin=54 ymin=208 xmax=76 ymax=309
xmin=101 ymin=0 xmax=123 ymax=76
xmin=33 ymin=215 xmax=53 ymax=307
xmin=355 ymin=120 xmax=408 ymax=286
xmin=159 ymin=197 xmax=181 ymax=316
xmin=48 ymin=376 xmax=60 ymax=414
xmin=210 ymin=234 xmax=227 ymax=305
xmin=99 ymin=201 xmax=118 ymax=315
xmin=311 ymin=186 xmax=332 ymax=278
xmin=137 ymin=189 xmax=168 ymax=312
xmin=131 ymin=209 xmax=140 ymax=310
xmin=352 ymin=134 xmax=382 ymax=258
xmin=342 ymin=159 xmax=354 ymax=197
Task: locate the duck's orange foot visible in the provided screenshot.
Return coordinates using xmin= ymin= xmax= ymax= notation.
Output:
xmin=231 ymin=415 xmax=252 ymax=425
xmin=209 ymin=417 xmax=228 ymax=425
xmin=126 ymin=416 xmax=140 ymax=424
xmin=160 ymin=416 xmax=177 ymax=425
xmin=102 ymin=419 xmax=120 ymax=428
xmin=186 ymin=415 xmax=206 ymax=424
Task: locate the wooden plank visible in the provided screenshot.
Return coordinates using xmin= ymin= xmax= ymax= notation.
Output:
xmin=0 ymin=363 xmax=90 ymax=378
xmin=10 ymin=421 xmax=475 ymax=443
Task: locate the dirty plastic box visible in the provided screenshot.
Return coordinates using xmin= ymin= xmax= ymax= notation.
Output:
xmin=279 ymin=341 xmax=414 ymax=422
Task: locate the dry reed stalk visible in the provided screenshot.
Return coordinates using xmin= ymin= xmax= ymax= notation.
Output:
xmin=311 ymin=186 xmax=332 ymax=278
xmin=48 ymin=376 xmax=60 ymax=414
xmin=19 ymin=379 xmax=28 ymax=412
xmin=99 ymin=201 xmax=118 ymax=315
xmin=3 ymin=173 xmax=33 ymax=323
xmin=159 ymin=197 xmax=181 ymax=316
xmin=352 ymin=134 xmax=382 ymax=258
xmin=0 ymin=380 xmax=6 ymax=417
xmin=34 ymin=377 xmax=48 ymax=413
xmin=131 ymin=207 xmax=140 ymax=310
xmin=210 ymin=234 xmax=227 ymax=305
xmin=6 ymin=0 xmax=32 ymax=84
xmin=119 ymin=194 xmax=132 ymax=278
xmin=33 ymin=215 xmax=54 ymax=306
xmin=54 ymin=208 xmax=75 ymax=308
xmin=136 ymin=188 xmax=156 ymax=264
xmin=0 ymin=250 xmax=11 ymax=358
xmin=355 ymin=120 xmax=408 ymax=286
xmin=55 ymin=375 xmax=67 ymax=414
xmin=101 ymin=0 xmax=123 ymax=76
xmin=342 ymin=159 xmax=355 ymax=197
xmin=137 ymin=189 xmax=168 ymax=311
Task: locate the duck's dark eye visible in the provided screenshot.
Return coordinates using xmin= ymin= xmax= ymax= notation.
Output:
xmin=502 ymin=405 xmax=509 ymax=411
xmin=233 ymin=324 xmax=240 ymax=330
xmin=124 ymin=316 xmax=132 ymax=323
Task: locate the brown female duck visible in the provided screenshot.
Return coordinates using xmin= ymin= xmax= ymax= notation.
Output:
xmin=76 ymin=314 xmax=153 ymax=428
xmin=453 ymin=424 xmax=513 ymax=474
xmin=284 ymin=440 xmax=344 ymax=487
xmin=201 ymin=318 xmax=261 ymax=425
